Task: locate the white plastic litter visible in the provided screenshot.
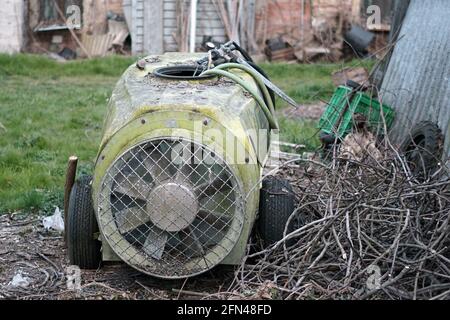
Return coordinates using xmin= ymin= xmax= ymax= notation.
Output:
xmin=42 ymin=207 xmax=65 ymax=232
xmin=8 ymin=271 xmax=30 ymax=288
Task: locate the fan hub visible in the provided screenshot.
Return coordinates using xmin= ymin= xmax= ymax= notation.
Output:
xmin=146 ymin=182 xmax=198 ymax=232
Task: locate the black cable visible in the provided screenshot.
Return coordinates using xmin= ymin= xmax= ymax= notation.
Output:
xmin=232 ymin=41 xmax=254 ymax=63
xmin=247 ymin=61 xmax=276 ymax=109
xmin=231 ymin=42 xmax=277 ymax=108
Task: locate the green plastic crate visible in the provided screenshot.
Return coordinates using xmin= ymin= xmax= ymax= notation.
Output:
xmin=318 ymin=86 xmax=395 ymax=138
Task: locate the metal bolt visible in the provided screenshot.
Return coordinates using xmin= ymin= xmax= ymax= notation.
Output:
xmin=203 ymin=118 xmax=209 ymax=126
xmin=245 ymin=157 xmax=250 ymax=163
xmin=136 ymin=59 xmax=146 ymax=70
xmin=141 ymin=119 xmax=146 ymax=124
xmin=205 ymin=42 xmax=216 ymax=50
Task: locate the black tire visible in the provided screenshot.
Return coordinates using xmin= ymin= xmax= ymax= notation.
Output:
xmin=401 ymin=121 xmax=443 ymax=179
xmin=258 ymin=176 xmax=295 ymax=247
xmin=67 ymin=175 xmax=102 ymax=269
xmin=319 ymin=131 xmax=339 ymax=145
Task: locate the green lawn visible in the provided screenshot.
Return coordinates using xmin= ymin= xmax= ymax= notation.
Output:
xmin=0 ymin=54 xmax=373 ymax=214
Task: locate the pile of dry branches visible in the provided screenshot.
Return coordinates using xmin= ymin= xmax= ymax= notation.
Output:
xmin=228 ymin=144 xmax=450 ymax=300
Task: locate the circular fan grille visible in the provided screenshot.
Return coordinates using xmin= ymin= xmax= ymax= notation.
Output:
xmin=97 ymin=138 xmax=245 ymax=278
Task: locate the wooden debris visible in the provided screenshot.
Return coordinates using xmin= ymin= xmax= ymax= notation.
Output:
xmin=228 ymin=141 xmax=450 ymax=300
xmin=264 ymin=37 xmax=296 ymax=62
xmin=367 ymin=23 xmax=391 ymax=32
xmin=304 ymin=46 xmax=331 ymax=59
xmin=171 ymin=288 xmax=209 ymax=297
xmin=266 ymin=47 xmax=296 ymax=62
xmin=81 ymin=33 xmax=115 ymax=57
xmin=108 ymin=20 xmax=129 ymax=47
xmin=53 ymin=1 xmax=92 ymax=59
xmin=339 ymin=131 xmax=382 ymax=162
xmin=63 ymin=156 xmax=78 ymax=243
xmin=255 ymin=0 xmax=390 ymax=62
xmin=175 ymin=0 xmax=190 ymax=52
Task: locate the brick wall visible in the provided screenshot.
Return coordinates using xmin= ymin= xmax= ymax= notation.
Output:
xmin=255 ymin=0 xmax=353 ymax=46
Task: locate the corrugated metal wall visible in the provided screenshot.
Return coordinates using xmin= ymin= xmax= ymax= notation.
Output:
xmin=162 ymin=0 xmax=178 ymax=52
xmin=380 ymin=0 xmax=450 ymax=162
xmin=130 ymin=0 xmax=145 ymax=54
xmin=129 ymin=0 xmax=163 ymax=55
xmin=163 ymin=0 xmax=227 ymax=52
xmin=129 ymin=0 xmax=227 ymax=55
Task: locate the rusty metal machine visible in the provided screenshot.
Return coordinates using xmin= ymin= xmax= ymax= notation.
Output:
xmin=66 ymin=44 xmax=296 ymax=279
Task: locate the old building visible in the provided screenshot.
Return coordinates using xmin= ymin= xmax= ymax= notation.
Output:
xmin=0 ymin=0 xmax=390 ymax=61
xmin=0 ymin=0 xmax=26 ymax=54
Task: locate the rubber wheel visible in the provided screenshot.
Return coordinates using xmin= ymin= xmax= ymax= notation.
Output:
xmin=258 ymin=176 xmax=296 ymax=247
xmin=320 ymin=131 xmax=339 ymax=145
xmin=401 ymin=121 xmax=443 ymax=179
xmin=67 ymin=175 xmax=102 ymax=269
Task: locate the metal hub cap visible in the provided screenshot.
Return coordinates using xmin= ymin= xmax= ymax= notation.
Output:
xmin=147 ymin=183 xmax=198 ymax=232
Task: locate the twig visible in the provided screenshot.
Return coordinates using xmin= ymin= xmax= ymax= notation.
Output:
xmin=172 ymin=289 xmax=210 ymax=298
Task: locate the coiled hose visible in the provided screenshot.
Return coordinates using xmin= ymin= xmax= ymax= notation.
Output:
xmin=201 ymin=63 xmax=279 ymax=130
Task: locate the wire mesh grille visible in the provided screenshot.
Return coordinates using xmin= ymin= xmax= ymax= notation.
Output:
xmin=97 ymin=138 xmax=245 ymax=278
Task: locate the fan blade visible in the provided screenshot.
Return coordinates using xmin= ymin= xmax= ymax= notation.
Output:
xmin=192 ymin=216 xmax=227 ymax=247
xmin=143 ymin=147 xmax=177 ymax=183
xmin=174 ymin=142 xmax=204 ymax=182
xmin=197 ymin=209 xmax=230 ymax=230
xmin=175 ymin=162 xmax=203 ymax=183
xmin=113 ymin=173 xmax=152 ymax=201
xmin=143 ymin=227 xmax=168 ymax=260
xmin=194 ymin=172 xmax=232 ymax=198
xmin=115 ymin=207 xmax=151 ymax=234
xmin=179 ymin=227 xmax=204 ymax=257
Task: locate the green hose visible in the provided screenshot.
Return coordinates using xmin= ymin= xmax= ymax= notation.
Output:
xmin=201 ymin=68 xmax=279 ymax=130
xmin=214 ymin=63 xmax=276 ymax=118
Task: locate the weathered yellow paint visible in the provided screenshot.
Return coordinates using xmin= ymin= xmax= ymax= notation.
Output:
xmin=94 ymin=53 xmax=271 ymax=265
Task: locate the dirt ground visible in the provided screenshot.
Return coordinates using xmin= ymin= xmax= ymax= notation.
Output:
xmin=0 ymin=213 xmax=236 ymax=300
xmin=281 ymin=102 xmax=326 ymax=120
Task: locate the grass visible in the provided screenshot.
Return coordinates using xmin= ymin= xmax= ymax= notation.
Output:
xmin=0 ymin=76 xmax=114 ymax=213
xmin=0 ymin=54 xmax=374 ymax=214
xmin=0 ymin=54 xmax=135 ymax=77
xmin=277 ymin=116 xmax=321 ymax=151
xmin=260 ymin=59 xmax=374 ymax=106
xmin=0 ymin=55 xmax=135 ymax=214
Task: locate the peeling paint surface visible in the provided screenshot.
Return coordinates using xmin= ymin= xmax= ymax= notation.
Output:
xmin=100 ymin=53 xmax=268 ymax=149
